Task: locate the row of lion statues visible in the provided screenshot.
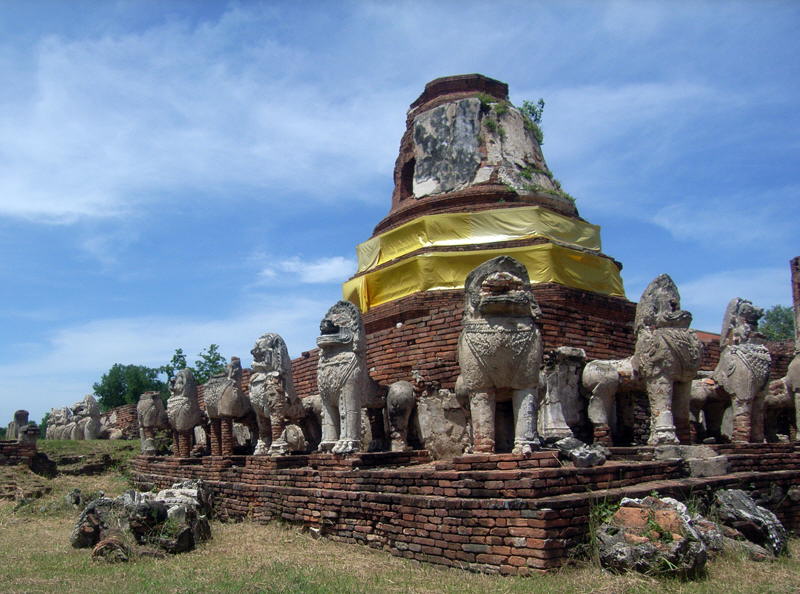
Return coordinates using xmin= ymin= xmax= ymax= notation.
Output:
xmin=135 ymin=256 xmax=799 ymax=458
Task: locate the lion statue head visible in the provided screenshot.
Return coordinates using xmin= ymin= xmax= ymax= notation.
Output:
xmin=634 ymin=274 xmax=692 ymax=334
xmin=719 ymin=297 xmax=765 ymax=348
xmin=169 ymin=368 xmax=198 ymax=402
xmin=463 ymin=256 xmax=541 ymax=322
xmin=137 ymin=391 xmax=167 ymax=429
xmin=317 ymin=300 xmax=365 ymax=355
xmin=72 ymin=394 xmax=100 ymax=419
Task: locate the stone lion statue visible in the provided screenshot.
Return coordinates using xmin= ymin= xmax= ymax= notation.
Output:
xmin=317 ymin=301 xmax=370 ymax=454
xmin=167 ymin=368 xmax=203 ymax=457
xmin=137 ymin=391 xmax=169 ymax=455
xmin=249 ymin=332 xmax=305 ymax=456
xmin=690 ymin=298 xmax=771 ymax=443
xmin=785 ymin=353 xmax=800 ymax=439
xmin=584 ymin=274 xmax=702 ymax=445
xmin=634 ymin=274 xmax=703 ymax=445
xmin=6 ymin=410 xmax=28 ymax=441
xmin=456 ymin=256 xmax=544 ymax=455
xmin=46 ymin=406 xmax=72 ymax=440
xmin=70 ymin=395 xmax=102 ymax=440
xmin=204 ymin=357 xmax=253 ymax=456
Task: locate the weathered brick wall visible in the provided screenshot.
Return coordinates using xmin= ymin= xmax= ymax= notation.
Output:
xmin=0 ymin=440 xmax=37 ymax=466
xmin=291 ymin=285 xmax=636 ymax=398
xmin=768 ymin=339 xmax=796 ymax=379
xmin=290 ymin=287 xmax=794 ymax=401
xmin=133 ymin=444 xmax=800 ymax=574
xmin=792 ymin=256 xmax=800 ymax=339
xmin=197 ymin=368 xmax=252 ymax=411
xmin=100 ymin=403 xmax=139 ymax=439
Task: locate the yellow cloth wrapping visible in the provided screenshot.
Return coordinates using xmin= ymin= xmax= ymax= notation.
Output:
xmin=343 ymin=243 xmax=625 ymax=312
xmin=356 ymin=206 xmax=601 ymax=273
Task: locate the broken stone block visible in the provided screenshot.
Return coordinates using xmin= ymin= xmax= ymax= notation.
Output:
xmin=653 ymin=444 xmax=729 ymax=478
xmin=554 ymin=436 xmax=607 ymax=468
xmin=715 ymin=489 xmax=788 ymax=557
xmin=597 ymin=496 xmax=707 ymax=578
xmin=91 ymin=535 xmax=130 ymax=563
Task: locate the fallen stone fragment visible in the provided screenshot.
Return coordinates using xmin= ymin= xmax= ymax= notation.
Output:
xmin=69 ymin=481 xmax=213 ymax=556
xmin=92 ymin=536 xmax=130 ymax=563
xmin=555 ymin=437 xmax=608 ymax=467
xmin=715 ymin=489 xmax=788 ymax=557
xmin=596 ymin=496 xmax=707 ymax=579
xmin=722 ymin=536 xmax=772 ymax=562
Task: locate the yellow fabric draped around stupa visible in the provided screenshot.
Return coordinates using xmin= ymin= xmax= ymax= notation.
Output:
xmin=343 ymin=207 xmax=626 ymax=311
xmin=355 ymin=205 xmax=602 ymax=273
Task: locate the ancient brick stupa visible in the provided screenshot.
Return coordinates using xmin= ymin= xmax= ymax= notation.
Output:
xmin=338 ymin=74 xmax=637 ymax=394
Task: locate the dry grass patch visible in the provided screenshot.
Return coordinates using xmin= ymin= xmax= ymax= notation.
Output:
xmin=1 ymin=446 xmax=799 ymax=593
xmin=3 ymin=494 xmax=800 ymax=594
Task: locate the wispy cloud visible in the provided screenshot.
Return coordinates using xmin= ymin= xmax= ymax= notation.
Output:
xmin=0 ymin=7 xmax=404 ymax=224
xmin=258 ymin=255 xmax=355 ymax=284
xmin=651 ymin=187 xmax=800 ymax=248
xmin=680 ymin=267 xmax=792 ymax=332
xmin=0 ymin=293 xmax=331 ymax=422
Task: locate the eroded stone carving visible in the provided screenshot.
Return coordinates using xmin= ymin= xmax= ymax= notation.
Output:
xmin=633 ymin=275 xmax=703 ymax=445
xmin=785 ymin=356 xmax=800 ymax=440
xmin=416 ymin=389 xmax=471 ymax=459
xmin=411 ymin=96 xmax=562 ymax=202
xmin=137 ymin=391 xmax=168 ymax=455
xmin=204 ymin=357 xmax=252 ymax=456
xmin=691 ymin=298 xmax=771 ymax=443
xmin=249 ymin=333 xmax=304 ymax=456
xmin=167 ymin=369 xmax=202 ymax=458
xmin=538 ymin=347 xmax=586 ymax=440
xmin=386 ymin=381 xmax=415 ymax=452
xmin=317 ymin=301 xmax=369 ymax=455
xmin=584 ymin=274 xmax=702 ymax=445
xmin=6 ymin=410 xmax=28 ymax=441
xmin=46 ymin=406 xmax=72 ymax=440
xmin=70 ymin=395 xmax=102 ymax=441
xmin=456 ymin=256 xmax=544 ymax=455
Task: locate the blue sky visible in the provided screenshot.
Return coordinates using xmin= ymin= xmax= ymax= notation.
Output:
xmin=1 ymin=0 xmax=798 ymax=424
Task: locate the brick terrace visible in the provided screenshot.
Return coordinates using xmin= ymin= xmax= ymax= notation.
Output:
xmin=0 ymin=440 xmax=37 ymax=466
xmin=133 ymin=443 xmax=800 ymax=574
xmin=289 ymin=286 xmax=793 ymax=401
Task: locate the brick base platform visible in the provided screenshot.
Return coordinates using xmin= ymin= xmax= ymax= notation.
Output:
xmin=132 ymin=444 xmax=800 ymax=575
xmin=0 ymin=440 xmax=37 ymax=466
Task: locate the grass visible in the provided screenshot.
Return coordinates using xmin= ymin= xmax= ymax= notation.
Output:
xmin=38 ymin=439 xmax=139 ymax=462
xmin=1 ymin=442 xmax=799 ymax=593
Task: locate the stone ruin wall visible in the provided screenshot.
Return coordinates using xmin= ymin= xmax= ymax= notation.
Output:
xmin=0 ymin=439 xmax=37 ymax=466
xmin=793 ymin=256 xmax=800 ymax=343
xmin=290 ymin=284 xmax=639 ymax=398
xmin=287 ymin=286 xmax=793 ymax=406
xmin=133 ymin=443 xmax=800 ymax=574
xmin=99 ymin=403 xmax=139 ymax=440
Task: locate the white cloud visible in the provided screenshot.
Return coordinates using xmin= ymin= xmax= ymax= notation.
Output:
xmin=524 ymin=81 xmax=713 ymax=165
xmin=651 ymin=188 xmax=799 ymax=248
xmin=0 ymin=8 xmax=405 ymax=224
xmin=679 ymin=267 xmax=792 ymax=333
xmin=257 ymin=255 xmax=355 ymax=285
xmin=277 ymin=256 xmax=355 ymax=284
xmin=0 ymin=293 xmax=332 ymax=424
xmin=601 ymin=1 xmax=669 ymax=40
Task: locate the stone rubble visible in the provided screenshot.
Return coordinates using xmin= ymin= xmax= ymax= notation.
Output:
xmin=70 ymin=479 xmax=212 ymax=559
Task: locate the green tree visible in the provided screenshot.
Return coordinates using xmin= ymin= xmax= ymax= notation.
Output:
xmin=758 ymin=304 xmax=796 ymax=341
xmin=40 ymin=412 xmax=51 ymax=438
xmin=93 ymin=363 xmax=165 ymax=411
xmin=194 ymin=344 xmax=227 ymax=384
xmin=159 ymin=348 xmax=189 ymax=381
xmin=520 ymin=98 xmax=546 ymax=144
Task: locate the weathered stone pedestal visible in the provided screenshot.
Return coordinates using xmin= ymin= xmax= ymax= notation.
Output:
xmin=133 ymin=443 xmax=800 ymax=575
